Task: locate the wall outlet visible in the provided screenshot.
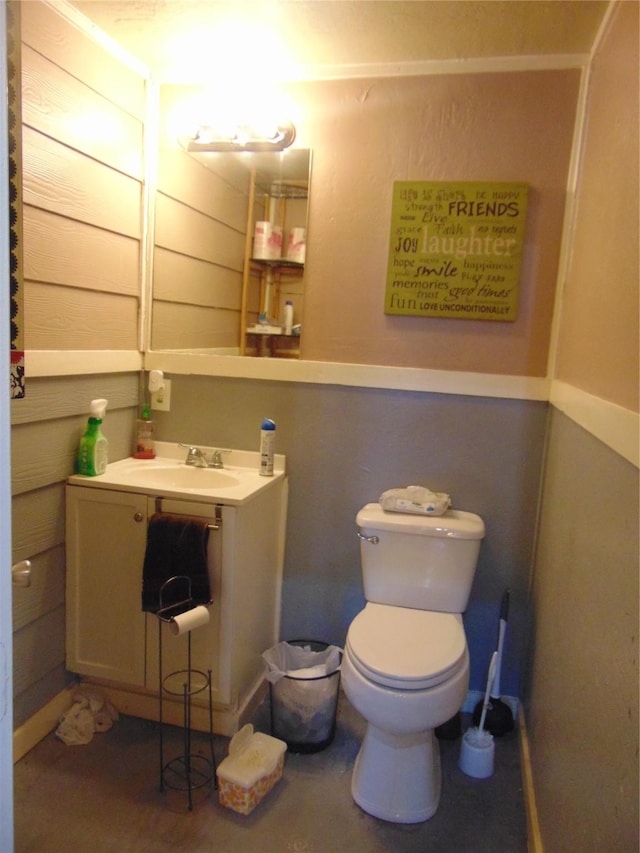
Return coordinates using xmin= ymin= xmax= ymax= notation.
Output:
xmin=151 ymin=378 xmax=171 ymax=411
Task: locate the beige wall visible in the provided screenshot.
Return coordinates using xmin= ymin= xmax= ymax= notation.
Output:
xmin=153 ymin=69 xmax=580 ymax=376
xmin=553 ymin=2 xmax=639 ymax=412
xmin=294 ymin=70 xmax=580 ymax=375
xmin=529 ymin=412 xmax=638 ymax=852
xmin=528 ymin=3 xmax=639 ymax=850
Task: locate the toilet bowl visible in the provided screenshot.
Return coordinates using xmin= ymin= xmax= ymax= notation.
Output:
xmin=342 ymin=602 xmax=469 ymax=823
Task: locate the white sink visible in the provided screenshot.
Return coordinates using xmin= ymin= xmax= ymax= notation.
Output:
xmin=121 ymin=464 xmax=240 ymax=491
xmin=68 ymin=442 xmax=286 ymax=505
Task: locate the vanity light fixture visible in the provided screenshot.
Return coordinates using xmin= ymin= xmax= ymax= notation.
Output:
xmin=181 ymin=120 xmax=296 ymax=153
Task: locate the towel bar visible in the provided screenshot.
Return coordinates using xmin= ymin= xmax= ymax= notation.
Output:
xmin=153 ymin=496 xmax=222 ymax=529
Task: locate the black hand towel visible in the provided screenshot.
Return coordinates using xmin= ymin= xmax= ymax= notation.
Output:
xmin=141 ymin=513 xmax=211 ymax=612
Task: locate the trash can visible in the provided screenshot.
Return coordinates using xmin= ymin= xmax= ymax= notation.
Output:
xmin=262 ymin=640 xmax=342 ymax=753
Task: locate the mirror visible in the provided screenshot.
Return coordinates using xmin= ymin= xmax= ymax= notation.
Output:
xmin=151 ymin=86 xmax=311 ymax=358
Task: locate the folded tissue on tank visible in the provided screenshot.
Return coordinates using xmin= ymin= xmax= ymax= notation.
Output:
xmin=379 ymin=485 xmax=451 ymax=516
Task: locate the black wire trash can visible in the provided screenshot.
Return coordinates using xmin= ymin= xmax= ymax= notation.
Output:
xmin=262 ymin=640 xmax=343 ymax=754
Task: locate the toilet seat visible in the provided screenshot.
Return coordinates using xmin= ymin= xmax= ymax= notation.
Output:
xmin=346 ymin=603 xmax=467 ymax=690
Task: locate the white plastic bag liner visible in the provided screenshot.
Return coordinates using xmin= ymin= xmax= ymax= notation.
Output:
xmin=262 ymin=640 xmax=342 ymax=684
xmin=263 ymin=641 xmax=343 ymax=751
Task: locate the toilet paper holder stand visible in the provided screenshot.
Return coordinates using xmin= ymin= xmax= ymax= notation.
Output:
xmin=156 ymin=576 xmax=216 ymax=810
xmin=156 ymin=575 xmax=212 ymax=624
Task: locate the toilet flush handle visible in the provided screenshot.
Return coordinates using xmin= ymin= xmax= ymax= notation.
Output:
xmin=357 ymin=533 xmax=379 ymax=544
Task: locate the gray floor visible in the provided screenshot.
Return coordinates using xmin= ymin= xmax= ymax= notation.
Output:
xmin=14 ymin=692 xmax=527 ymax=852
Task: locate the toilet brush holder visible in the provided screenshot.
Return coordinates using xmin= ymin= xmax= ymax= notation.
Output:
xmin=458 ymin=727 xmax=495 ymax=779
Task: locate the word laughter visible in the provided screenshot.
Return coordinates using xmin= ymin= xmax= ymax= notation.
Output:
xmin=419 ymin=225 xmax=517 ymax=260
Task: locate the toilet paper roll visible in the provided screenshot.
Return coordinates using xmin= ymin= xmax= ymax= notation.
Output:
xmin=286 ymin=227 xmax=306 ymax=263
xmin=268 ymin=224 xmax=283 ymax=259
xmin=169 ymin=605 xmax=210 ymax=636
xmin=253 ymin=221 xmax=272 ymax=260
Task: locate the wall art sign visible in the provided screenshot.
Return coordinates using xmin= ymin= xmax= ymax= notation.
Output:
xmin=385 ymin=181 xmax=529 ymax=322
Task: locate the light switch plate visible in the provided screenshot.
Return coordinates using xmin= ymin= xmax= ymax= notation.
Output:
xmin=151 ymin=378 xmax=171 ymax=411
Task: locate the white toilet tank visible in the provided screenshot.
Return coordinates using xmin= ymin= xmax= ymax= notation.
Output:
xmin=357 ymin=503 xmax=485 ymax=613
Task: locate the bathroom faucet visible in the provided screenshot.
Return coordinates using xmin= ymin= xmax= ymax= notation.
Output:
xmin=181 ymin=444 xmax=230 ymax=468
xmin=182 ymin=445 xmax=209 ymax=467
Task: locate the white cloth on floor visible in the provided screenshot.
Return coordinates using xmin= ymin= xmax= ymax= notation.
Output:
xmin=55 ymin=686 xmax=119 ymax=745
xmin=55 ymin=703 xmax=95 ymax=745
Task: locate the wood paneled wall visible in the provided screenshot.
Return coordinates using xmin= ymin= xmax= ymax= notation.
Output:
xmin=152 ymin=85 xmax=252 ymax=351
xmin=11 ymin=371 xmax=139 ymax=726
xmin=11 ymin=2 xmax=146 ymax=728
xmin=21 ymin=2 xmax=144 ymax=351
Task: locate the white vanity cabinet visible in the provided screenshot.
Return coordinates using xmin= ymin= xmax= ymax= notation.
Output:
xmin=65 ymin=459 xmax=287 ymax=736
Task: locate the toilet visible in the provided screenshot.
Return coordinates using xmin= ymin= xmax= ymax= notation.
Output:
xmin=342 ymin=502 xmax=485 ymax=824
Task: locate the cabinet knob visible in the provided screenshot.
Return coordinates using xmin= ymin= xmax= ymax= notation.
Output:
xmin=134 ymin=512 xmax=144 ymax=523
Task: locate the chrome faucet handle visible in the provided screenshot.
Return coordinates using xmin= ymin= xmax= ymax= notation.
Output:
xmin=210 ymin=449 xmax=231 ymax=468
xmin=179 ymin=444 xmax=207 ymax=467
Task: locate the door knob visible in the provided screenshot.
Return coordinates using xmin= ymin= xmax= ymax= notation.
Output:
xmin=12 ymin=560 xmax=31 ymax=587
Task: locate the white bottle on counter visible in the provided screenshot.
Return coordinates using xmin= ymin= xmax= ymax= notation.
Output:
xmin=284 ymin=301 xmax=293 ymax=336
xmin=259 ymin=418 xmax=276 ymax=476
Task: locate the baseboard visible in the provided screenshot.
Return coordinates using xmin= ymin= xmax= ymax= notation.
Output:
xmin=13 ymin=685 xmax=75 ymax=763
xmin=518 ymin=704 xmax=543 ymax=853
xmin=12 ymin=673 xmax=269 ymax=765
xmin=80 ymin=675 xmax=267 ymax=739
xmin=461 ymin=694 xmax=541 ymax=852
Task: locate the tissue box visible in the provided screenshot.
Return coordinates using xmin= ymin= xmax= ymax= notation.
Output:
xmin=216 ymin=724 xmax=287 ymax=815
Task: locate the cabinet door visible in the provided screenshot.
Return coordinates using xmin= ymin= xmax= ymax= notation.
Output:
xmin=66 ymin=486 xmax=147 ymax=685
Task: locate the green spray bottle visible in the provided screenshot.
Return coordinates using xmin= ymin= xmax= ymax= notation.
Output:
xmin=76 ymin=398 xmax=109 ymax=476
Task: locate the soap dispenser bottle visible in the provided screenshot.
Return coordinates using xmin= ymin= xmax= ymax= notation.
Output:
xmin=133 ymin=403 xmax=155 ymax=459
xmin=76 ymin=398 xmax=108 ymax=476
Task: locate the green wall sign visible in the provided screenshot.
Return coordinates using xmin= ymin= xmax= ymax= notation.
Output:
xmin=385 ymin=181 xmax=529 ymax=321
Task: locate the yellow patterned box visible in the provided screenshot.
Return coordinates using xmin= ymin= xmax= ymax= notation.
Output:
xmin=216 ymin=724 xmax=287 ymax=815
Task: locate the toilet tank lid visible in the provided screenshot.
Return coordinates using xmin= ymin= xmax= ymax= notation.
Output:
xmin=357 ymin=503 xmax=485 ymax=539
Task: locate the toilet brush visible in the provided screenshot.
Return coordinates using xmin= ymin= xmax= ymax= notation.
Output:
xmin=459 ymin=651 xmax=498 ymax=779
xmin=472 ymin=589 xmax=514 ymax=736
xmin=476 ymin=651 xmax=498 ymax=735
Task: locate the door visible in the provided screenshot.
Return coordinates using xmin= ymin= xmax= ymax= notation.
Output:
xmin=0 ymin=4 xmax=14 ymax=846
